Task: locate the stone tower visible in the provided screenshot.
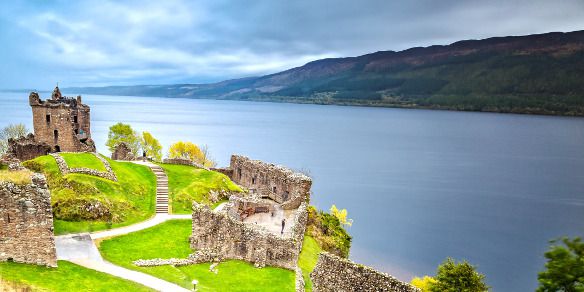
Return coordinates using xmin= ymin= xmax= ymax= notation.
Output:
xmin=28 ymin=86 xmax=95 ymax=153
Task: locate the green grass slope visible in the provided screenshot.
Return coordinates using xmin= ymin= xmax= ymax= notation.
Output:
xmin=23 ymin=154 xmax=156 ymax=235
xmin=159 ymin=163 xmax=242 ymax=214
xmin=0 ymin=261 xmax=154 ymax=291
xmin=98 ymin=219 xmax=295 ymax=291
xmin=60 ymin=152 xmax=106 ymax=171
xmin=298 ymin=235 xmax=322 ymax=292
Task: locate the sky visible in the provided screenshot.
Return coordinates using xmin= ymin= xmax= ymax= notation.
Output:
xmin=0 ymin=0 xmax=583 ymax=89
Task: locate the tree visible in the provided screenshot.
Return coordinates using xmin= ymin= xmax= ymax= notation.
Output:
xmin=0 ymin=123 xmax=28 ymax=155
xmin=430 ymin=258 xmax=489 ymax=292
xmin=168 ymin=141 xmax=216 ymax=167
xmin=330 ymin=204 xmax=353 ymax=227
xmin=411 ymin=276 xmax=437 ymax=292
xmin=106 ymin=123 xmax=140 ymax=157
xmin=537 ymin=237 xmax=584 ymax=292
xmin=141 ymin=132 xmax=162 ymax=161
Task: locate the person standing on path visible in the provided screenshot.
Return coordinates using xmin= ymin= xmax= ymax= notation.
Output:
xmin=281 ymin=219 xmax=286 ymax=235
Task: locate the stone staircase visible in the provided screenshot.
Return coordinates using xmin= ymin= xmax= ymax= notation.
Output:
xmin=149 ymin=164 xmax=169 ymax=214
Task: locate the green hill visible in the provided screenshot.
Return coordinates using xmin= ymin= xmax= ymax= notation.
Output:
xmin=69 ymin=30 xmax=584 ymax=116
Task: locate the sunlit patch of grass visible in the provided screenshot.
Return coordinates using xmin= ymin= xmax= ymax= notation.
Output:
xmin=0 ymin=169 xmax=32 ymax=185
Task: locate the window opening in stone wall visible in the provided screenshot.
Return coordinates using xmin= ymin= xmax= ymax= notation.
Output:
xmin=55 ymin=145 xmax=61 ymax=152
xmin=46 ymin=114 xmax=50 ymax=123
xmin=73 ymin=115 xmax=78 ymax=123
xmin=5 ymin=213 xmax=10 ymax=223
xmin=238 ymin=168 xmax=242 ymax=179
xmin=284 ymin=191 xmax=289 ymax=201
xmin=54 ymin=130 xmax=58 ymax=140
xmin=252 ymin=177 xmax=256 ymax=184
xmin=273 ymin=186 xmax=277 ymax=193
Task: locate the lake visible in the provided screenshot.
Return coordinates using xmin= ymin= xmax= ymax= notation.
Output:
xmin=2 ymin=91 xmax=584 ymax=291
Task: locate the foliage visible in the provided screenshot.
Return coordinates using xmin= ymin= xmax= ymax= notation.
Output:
xmin=411 ymin=276 xmax=437 ymax=292
xmin=60 ymin=152 xmax=107 ymax=171
xmin=23 ymin=154 xmax=156 ymax=235
xmin=0 ymin=169 xmax=32 ymax=185
xmin=106 ymin=122 xmax=140 ymax=157
xmin=141 ymin=131 xmax=162 ymax=161
xmin=99 ymin=219 xmax=295 ymax=291
xmin=0 ymin=260 xmax=154 ymax=291
xmin=0 ymin=123 xmax=28 ymax=155
xmin=329 ymin=204 xmax=353 ymax=227
xmin=429 ymin=258 xmax=489 ymax=292
xmin=298 ymin=235 xmax=323 ymax=291
xmin=168 ymin=141 xmax=217 ymax=167
xmin=159 ymin=163 xmax=242 ymax=213
xmin=306 ymin=205 xmax=352 ymax=258
xmin=537 ymin=237 xmax=584 ymax=292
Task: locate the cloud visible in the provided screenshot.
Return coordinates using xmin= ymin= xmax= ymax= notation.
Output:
xmin=0 ymin=0 xmax=583 ymax=88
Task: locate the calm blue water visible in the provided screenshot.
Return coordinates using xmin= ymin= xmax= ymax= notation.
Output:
xmin=2 ymin=91 xmax=584 ymax=291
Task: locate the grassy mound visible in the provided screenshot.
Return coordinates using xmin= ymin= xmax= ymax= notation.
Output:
xmin=159 ymin=164 xmax=242 ymax=214
xmin=0 ymin=261 xmax=153 ymax=291
xmin=298 ymin=235 xmax=322 ymax=292
xmin=60 ymin=152 xmax=107 ymax=171
xmin=23 ymin=154 xmax=156 ymax=235
xmin=98 ymin=219 xmax=295 ymax=291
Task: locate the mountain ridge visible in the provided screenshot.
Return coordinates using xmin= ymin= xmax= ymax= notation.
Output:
xmin=67 ymin=30 xmax=584 ymax=116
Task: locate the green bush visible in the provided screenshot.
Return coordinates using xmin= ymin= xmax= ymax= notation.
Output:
xmin=306 ymin=205 xmax=352 ymax=258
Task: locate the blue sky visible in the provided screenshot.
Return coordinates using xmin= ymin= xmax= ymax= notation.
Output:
xmin=1 ymin=0 xmax=583 ymax=89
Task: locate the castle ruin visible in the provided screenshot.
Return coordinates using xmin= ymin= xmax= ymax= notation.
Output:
xmin=28 ymin=86 xmax=95 ymax=153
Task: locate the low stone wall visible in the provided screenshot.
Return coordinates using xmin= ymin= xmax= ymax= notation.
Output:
xmin=310 ymin=253 xmax=419 ymax=292
xmin=190 ymin=201 xmax=308 ymax=270
xmin=229 ymin=155 xmax=312 ymax=210
xmin=163 ymin=158 xmax=209 ymax=170
xmin=295 ymin=266 xmax=305 ymax=292
xmin=51 ymin=153 xmax=117 ymax=181
xmin=0 ymin=173 xmax=57 ymax=267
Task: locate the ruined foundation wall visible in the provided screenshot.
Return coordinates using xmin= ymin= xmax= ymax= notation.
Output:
xmin=310 ymin=253 xmax=419 ymax=292
xmin=229 ymin=155 xmax=312 ymax=209
xmin=0 ymin=173 xmax=57 ymax=267
xmin=190 ymin=202 xmax=308 ymax=270
xmin=7 ymin=134 xmax=51 ymax=161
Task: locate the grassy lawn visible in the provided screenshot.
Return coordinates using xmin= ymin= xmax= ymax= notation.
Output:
xmin=60 ymin=152 xmax=107 ymax=171
xmin=0 ymin=260 xmax=154 ymax=291
xmin=99 ymin=219 xmax=295 ymax=291
xmin=0 ymin=169 xmax=32 ymax=185
xmin=24 ymin=154 xmax=156 ymax=235
xmin=159 ymin=163 xmax=242 ymax=214
xmin=298 ymin=235 xmax=322 ymax=291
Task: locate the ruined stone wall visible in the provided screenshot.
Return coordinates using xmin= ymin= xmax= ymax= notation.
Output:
xmin=0 ymin=173 xmax=57 ymax=267
xmin=6 ymin=134 xmax=51 ymax=161
xmin=111 ymin=142 xmax=134 ymax=161
xmin=29 ymin=91 xmax=95 ymax=153
xmin=310 ymin=253 xmax=419 ymax=292
xmin=190 ymin=201 xmax=308 ymax=270
xmin=229 ymin=155 xmax=312 ymax=210
xmin=51 ymin=153 xmax=117 ymax=181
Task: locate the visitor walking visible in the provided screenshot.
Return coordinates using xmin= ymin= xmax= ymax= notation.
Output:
xmin=281 ymin=218 xmax=286 ymax=235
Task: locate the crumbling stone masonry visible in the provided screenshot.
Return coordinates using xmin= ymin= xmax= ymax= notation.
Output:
xmin=163 ymin=158 xmax=208 ymax=170
xmin=111 ymin=142 xmax=134 ymax=161
xmin=190 ymin=201 xmax=308 ymax=270
xmin=51 ymin=153 xmax=117 ymax=181
xmin=6 ymin=133 xmax=51 ymax=161
xmin=29 ymin=86 xmax=95 ymax=153
xmin=0 ymin=173 xmax=57 ymax=267
xmin=228 ymin=155 xmax=312 ymax=210
xmin=310 ymin=252 xmax=419 ymax=292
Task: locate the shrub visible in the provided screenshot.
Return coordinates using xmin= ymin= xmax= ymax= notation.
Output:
xmin=430 ymin=258 xmax=489 ymax=292
xmin=411 ymin=276 xmax=437 ymax=292
xmin=306 ymin=205 xmax=352 ymax=258
xmin=537 ymin=237 xmax=584 ymax=292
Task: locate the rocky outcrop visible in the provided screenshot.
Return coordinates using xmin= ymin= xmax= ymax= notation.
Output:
xmin=0 ymin=173 xmax=57 ymax=267
xmin=310 ymin=252 xmax=419 ymax=292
